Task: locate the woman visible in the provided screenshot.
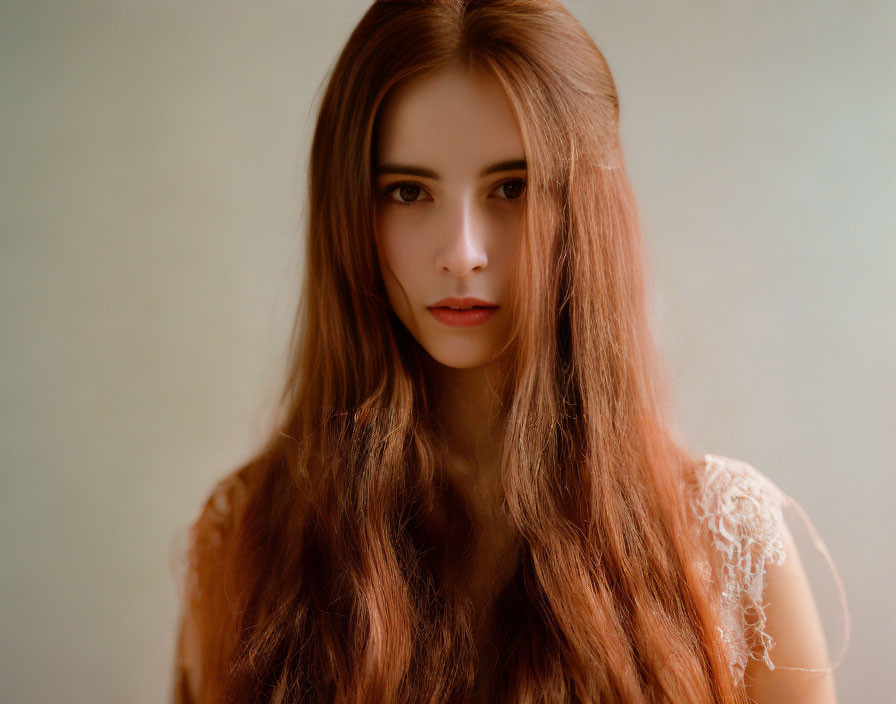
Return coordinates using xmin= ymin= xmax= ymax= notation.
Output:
xmin=172 ymin=1 xmax=847 ymax=702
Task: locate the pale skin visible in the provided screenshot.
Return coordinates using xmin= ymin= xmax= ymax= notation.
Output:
xmin=741 ymin=518 xmax=838 ymax=701
xmin=176 ymin=65 xmax=837 ymax=703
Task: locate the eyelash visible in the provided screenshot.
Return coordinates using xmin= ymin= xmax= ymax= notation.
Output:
xmin=378 ymin=178 xmax=527 ymax=208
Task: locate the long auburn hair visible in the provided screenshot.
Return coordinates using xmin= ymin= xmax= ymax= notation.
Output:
xmin=180 ymin=1 xmax=749 ymax=702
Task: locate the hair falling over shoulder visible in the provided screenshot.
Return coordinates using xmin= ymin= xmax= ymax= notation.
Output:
xmin=178 ymin=1 xmax=750 ymax=702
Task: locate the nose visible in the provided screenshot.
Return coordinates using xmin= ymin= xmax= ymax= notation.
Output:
xmin=434 ymin=196 xmax=488 ymax=276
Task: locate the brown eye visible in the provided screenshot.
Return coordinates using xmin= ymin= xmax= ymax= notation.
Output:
xmin=495 ymin=178 xmax=526 ymax=200
xmin=396 ymin=184 xmax=422 ymax=202
xmin=380 ymin=181 xmax=428 ymax=207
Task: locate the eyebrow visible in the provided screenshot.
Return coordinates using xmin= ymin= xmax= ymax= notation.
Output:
xmin=374 ymin=158 xmax=527 ymax=179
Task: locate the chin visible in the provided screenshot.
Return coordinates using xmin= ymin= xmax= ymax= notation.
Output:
xmin=420 ymin=341 xmax=499 ymax=370
xmin=398 ymin=315 xmax=503 ymax=370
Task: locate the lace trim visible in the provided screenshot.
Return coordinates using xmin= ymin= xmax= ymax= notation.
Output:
xmin=690 ymin=454 xmax=788 ymax=685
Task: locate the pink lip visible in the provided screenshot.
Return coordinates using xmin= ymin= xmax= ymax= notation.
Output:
xmin=428 ymin=307 xmax=496 ymax=327
xmin=427 ymin=296 xmax=498 ymax=328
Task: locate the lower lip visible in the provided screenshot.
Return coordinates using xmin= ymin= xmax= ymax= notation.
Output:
xmin=428 ymin=306 xmax=497 ymax=327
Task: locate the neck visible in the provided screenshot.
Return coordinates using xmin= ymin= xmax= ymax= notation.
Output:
xmin=429 ymin=359 xmax=508 ymax=523
xmin=426 ymin=358 xmax=523 ymax=631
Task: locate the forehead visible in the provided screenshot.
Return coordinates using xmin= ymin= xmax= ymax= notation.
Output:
xmin=374 ymin=66 xmax=525 ymax=171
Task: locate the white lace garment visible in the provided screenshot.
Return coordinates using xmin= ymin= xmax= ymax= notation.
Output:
xmin=688 ymin=453 xmax=847 ymax=686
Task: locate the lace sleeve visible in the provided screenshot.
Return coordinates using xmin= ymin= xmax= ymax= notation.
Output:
xmin=690 ymin=453 xmax=851 ymax=688
xmin=690 ymin=454 xmax=790 ymax=685
xmin=198 ymin=470 xmax=250 ymax=547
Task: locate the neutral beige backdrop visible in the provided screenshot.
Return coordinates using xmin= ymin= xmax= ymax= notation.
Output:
xmin=2 ymin=1 xmax=892 ymax=701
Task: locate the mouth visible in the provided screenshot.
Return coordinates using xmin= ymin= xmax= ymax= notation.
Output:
xmin=427 ymin=305 xmax=497 ymax=327
xmin=430 ymin=305 xmax=496 ymax=310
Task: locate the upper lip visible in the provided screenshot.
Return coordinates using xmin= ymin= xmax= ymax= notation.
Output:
xmin=429 ymin=296 xmax=498 ymax=309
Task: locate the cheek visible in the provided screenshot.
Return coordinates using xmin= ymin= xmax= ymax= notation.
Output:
xmin=375 ymin=224 xmax=422 ymax=315
xmin=377 ymin=223 xmax=423 ymax=285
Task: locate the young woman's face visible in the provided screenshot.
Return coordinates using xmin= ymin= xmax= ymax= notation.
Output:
xmin=373 ymin=65 xmax=525 ymax=370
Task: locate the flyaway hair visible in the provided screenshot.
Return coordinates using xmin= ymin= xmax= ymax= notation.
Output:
xmin=178 ymin=1 xmax=753 ymax=702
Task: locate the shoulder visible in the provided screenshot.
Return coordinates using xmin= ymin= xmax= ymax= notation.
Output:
xmin=687 ymin=455 xmax=789 ymax=675
xmin=688 ymin=454 xmax=836 ymax=701
xmin=173 ymin=607 xmax=201 ymax=703
xmin=192 ymin=464 xmax=253 ymax=548
xmin=743 ymin=514 xmax=837 ymax=702
xmin=173 ymin=464 xmax=253 ymax=702
xmin=687 ymin=454 xmax=789 ymax=613
xmin=690 ymin=453 xmax=788 ymax=531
